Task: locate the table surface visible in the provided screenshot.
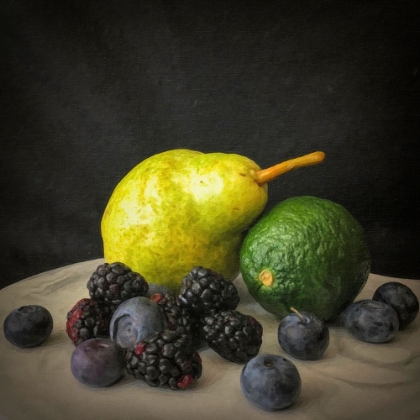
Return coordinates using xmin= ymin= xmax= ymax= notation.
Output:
xmin=0 ymin=259 xmax=419 ymax=420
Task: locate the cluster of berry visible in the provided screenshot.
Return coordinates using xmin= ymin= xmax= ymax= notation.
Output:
xmin=177 ymin=266 xmax=263 ymax=364
xmin=65 ymin=262 xmax=263 ymax=390
xmin=66 ymin=262 xmax=149 ymax=346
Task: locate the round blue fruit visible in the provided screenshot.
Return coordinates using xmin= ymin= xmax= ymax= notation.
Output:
xmin=70 ymin=338 xmax=126 ymax=387
xmin=240 ymin=354 xmax=301 ymax=411
xmin=278 ymin=308 xmax=329 ymax=360
xmin=344 ymin=299 xmax=399 ymax=343
xmin=372 ymin=282 xmax=419 ymax=330
xmin=3 ymin=305 xmax=53 ymax=348
xmin=109 ymin=296 xmax=167 ymax=348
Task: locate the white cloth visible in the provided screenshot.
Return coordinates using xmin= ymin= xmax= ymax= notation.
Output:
xmin=1 ymin=259 xmax=419 ymax=420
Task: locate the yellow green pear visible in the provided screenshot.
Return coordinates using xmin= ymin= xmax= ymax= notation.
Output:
xmin=101 ymin=149 xmax=325 ymax=292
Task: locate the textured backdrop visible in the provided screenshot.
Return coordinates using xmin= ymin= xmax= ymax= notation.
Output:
xmin=1 ymin=0 xmax=419 ymax=289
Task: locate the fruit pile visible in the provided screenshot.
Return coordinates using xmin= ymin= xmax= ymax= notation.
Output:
xmin=3 ymin=148 xmax=419 ymax=413
xmin=64 ymin=262 xmax=263 ymax=390
xmin=240 ymin=280 xmax=419 ymax=411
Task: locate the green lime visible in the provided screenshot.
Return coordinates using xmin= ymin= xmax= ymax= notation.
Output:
xmin=239 ymin=196 xmax=371 ymax=321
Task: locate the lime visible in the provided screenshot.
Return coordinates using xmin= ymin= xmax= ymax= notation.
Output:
xmin=239 ymin=196 xmax=371 ymax=321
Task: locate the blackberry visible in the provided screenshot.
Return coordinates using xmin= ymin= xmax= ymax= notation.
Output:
xmin=151 ymin=292 xmax=203 ymax=348
xmin=66 ymin=298 xmax=112 ymax=346
xmin=202 ymin=310 xmax=263 ymax=364
xmin=126 ymin=329 xmax=202 ymax=390
xmin=179 ymin=266 xmax=240 ymax=316
xmin=87 ymin=262 xmax=149 ymax=310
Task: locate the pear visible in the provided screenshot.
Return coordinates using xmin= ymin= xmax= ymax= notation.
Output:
xmin=101 ymin=149 xmax=325 ymax=293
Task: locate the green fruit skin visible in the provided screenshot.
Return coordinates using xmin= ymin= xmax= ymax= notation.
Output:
xmin=240 ymin=196 xmax=371 ymax=321
xmin=101 ymin=149 xmax=268 ymax=293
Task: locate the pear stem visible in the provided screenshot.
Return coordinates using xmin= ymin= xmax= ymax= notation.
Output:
xmin=254 ymin=151 xmax=325 ymax=185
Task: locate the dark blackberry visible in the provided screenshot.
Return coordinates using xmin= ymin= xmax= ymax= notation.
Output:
xmin=150 ymin=292 xmax=203 ymax=348
xmin=87 ymin=262 xmax=149 ymax=310
xmin=179 ymin=266 xmax=240 ymax=316
xmin=202 ymin=309 xmax=263 ymax=364
xmin=66 ymin=298 xmax=112 ymax=346
xmin=126 ymin=329 xmax=202 ymax=390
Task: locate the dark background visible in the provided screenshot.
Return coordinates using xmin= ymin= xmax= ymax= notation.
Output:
xmin=1 ymin=0 xmax=419 ymax=289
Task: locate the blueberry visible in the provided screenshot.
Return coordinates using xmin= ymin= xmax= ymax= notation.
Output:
xmin=70 ymin=338 xmax=126 ymax=387
xmin=372 ymin=282 xmax=419 ymax=330
xmin=240 ymin=354 xmax=301 ymax=411
xmin=344 ymin=299 xmax=399 ymax=343
xmin=109 ymin=296 xmax=167 ymax=348
xmin=278 ymin=308 xmax=329 ymax=360
xmin=3 ymin=305 xmax=53 ymax=348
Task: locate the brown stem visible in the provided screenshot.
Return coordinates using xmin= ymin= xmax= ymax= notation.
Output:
xmin=290 ymin=307 xmax=306 ymax=322
xmin=254 ymin=151 xmax=325 ymax=185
